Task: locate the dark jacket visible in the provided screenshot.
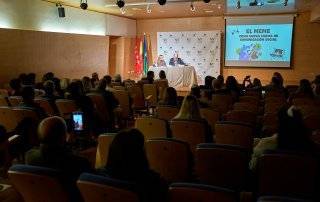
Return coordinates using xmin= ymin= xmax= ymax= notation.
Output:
xmin=169 ymin=58 xmax=186 ymax=66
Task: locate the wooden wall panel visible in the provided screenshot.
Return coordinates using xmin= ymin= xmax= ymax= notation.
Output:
xmin=0 ymin=28 xmax=109 ymax=85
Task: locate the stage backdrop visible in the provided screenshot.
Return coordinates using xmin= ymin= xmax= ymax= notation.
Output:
xmin=157 ymin=31 xmax=221 ymax=85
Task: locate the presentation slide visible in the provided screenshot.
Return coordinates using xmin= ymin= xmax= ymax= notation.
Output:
xmin=225 ymin=15 xmax=294 ymax=67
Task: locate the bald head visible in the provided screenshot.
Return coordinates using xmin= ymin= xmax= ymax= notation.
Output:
xmin=38 ymin=116 xmax=67 ymax=145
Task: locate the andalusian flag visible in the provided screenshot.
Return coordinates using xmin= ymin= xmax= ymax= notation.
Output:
xmin=142 ymin=34 xmax=149 ymax=75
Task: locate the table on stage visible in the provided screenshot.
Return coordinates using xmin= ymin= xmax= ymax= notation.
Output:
xmin=149 ymin=65 xmax=198 ymax=91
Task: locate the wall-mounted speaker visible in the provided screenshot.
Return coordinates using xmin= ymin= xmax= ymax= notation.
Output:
xmin=58 ymin=7 xmax=65 ymax=18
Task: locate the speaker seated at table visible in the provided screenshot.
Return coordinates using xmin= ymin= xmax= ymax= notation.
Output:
xmin=154 ymin=55 xmax=167 ymax=67
xmin=169 ymin=51 xmax=186 ymax=66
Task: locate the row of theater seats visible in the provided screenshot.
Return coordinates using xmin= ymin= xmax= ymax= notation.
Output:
xmin=8 ymin=148 xmax=317 ymax=202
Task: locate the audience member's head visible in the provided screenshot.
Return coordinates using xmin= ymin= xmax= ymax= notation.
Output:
xmin=147 ymin=71 xmax=155 ymax=83
xmin=18 ymin=73 xmax=27 ymax=84
xmin=60 ymin=78 xmax=70 ymax=91
xmin=25 ymin=73 xmax=36 ymax=86
xmin=204 ymin=76 xmax=213 ymax=88
xmin=277 ymin=106 xmax=312 ymax=151
xmin=174 ymin=95 xmax=202 ymax=120
xmin=97 ymin=79 xmax=107 ymax=90
xmin=273 ymin=72 xmax=284 ymax=87
xmin=104 ymin=75 xmax=112 ymax=86
xmin=106 ymin=128 xmax=149 ymax=178
xmin=92 ymin=72 xmax=99 ymax=80
xmin=21 ymin=86 xmax=35 ymax=103
xmin=212 ymin=79 xmax=223 ymax=90
xmin=190 ymin=85 xmax=201 ymax=98
xmin=226 ymin=76 xmax=239 ymax=91
xmin=114 ymin=74 xmax=122 ymax=83
xmin=217 ymin=75 xmax=224 ymax=85
xmin=313 ymin=75 xmax=320 ymax=85
xmin=159 ymin=70 xmax=166 ymax=80
xmin=44 ymin=72 xmax=54 ymax=81
xmin=68 ymin=81 xmax=84 ymax=98
xmin=0 ymin=125 xmax=8 ymax=168
xmin=298 ymin=79 xmax=313 ymax=95
xmin=9 ymin=79 xmax=21 ymax=92
xmin=82 ymin=76 xmax=92 ymax=93
xmin=253 ymin=78 xmax=262 ymax=87
xmin=163 ymin=87 xmax=177 ymax=106
xmin=43 ymin=80 xmax=55 ymax=96
xmin=38 ymin=116 xmax=67 ymax=146
xmin=271 ymin=76 xmax=282 ymax=89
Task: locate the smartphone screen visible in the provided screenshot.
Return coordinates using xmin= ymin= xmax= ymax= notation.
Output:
xmin=72 ymin=112 xmax=84 ymax=131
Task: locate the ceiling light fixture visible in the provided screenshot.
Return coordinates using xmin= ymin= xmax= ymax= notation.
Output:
xmin=146 ymin=4 xmax=152 ymax=13
xmin=158 ymin=0 xmax=166 ymax=6
xmin=190 ymin=2 xmax=195 ymax=12
xmin=236 ymin=0 xmax=241 ymax=9
xmin=203 ymin=0 xmax=210 ymax=3
xmin=117 ymin=0 xmax=125 ymax=8
xmin=80 ymin=0 xmax=88 ymax=10
xmin=56 ymin=3 xmax=65 ymax=18
xmin=284 ymin=0 xmax=288 ymax=6
xmin=120 ymin=7 xmax=126 ymax=14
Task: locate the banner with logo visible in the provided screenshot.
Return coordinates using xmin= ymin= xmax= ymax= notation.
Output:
xmin=157 ymin=31 xmax=221 ymax=84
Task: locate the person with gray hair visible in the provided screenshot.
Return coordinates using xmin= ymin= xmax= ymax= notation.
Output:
xmin=25 ymin=116 xmax=91 ymax=201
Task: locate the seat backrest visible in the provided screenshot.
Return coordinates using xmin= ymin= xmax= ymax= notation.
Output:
xmin=113 ymin=90 xmax=130 ymax=119
xmin=233 ymin=102 xmax=259 ymax=114
xmin=8 ymin=96 xmax=23 ymax=107
xmin=212 ymin=95 xmax=233 ymax=114
xmin=257 ymin=196 xmax=312 ymax=202
xmin=77 ymin=173 xmax=139 ymax=202
xmin=155 ymin=80 xmax=169 ymax=100
xmin=170 ymin=120 xmax=207 ymax=153
xmin=215 ymin=122 xmax=253 ymax=150
xmin=257 ymin=153 xmax=318 ymax=199
xmin=8 ymin=164 xmax=69 ymax=202
xmin=135 ymin=117 xmax=168 ymax=140
xmin=127 ymin=85 xmax=145 ymax=109
xmin=264 ymin=97 xmax=286 ymax=105
xmin=303 ymin=114 xmax=320 ymax=131
xmin=265 ymin=91 xmax=285 ymax=99
xmin=0 ymin=89 xmax=9 ymax=97
xmin=169 ymin=183 xmax=237 ymax=202
xmin=55 ymin=99 xmax=78 ymax=119
xmin=87 ymin=93 xmax=109 ymax=123
xmin=195 ymin=143 xmax=248 ymax=190
xmin=200 ymin=108 xmax=220 ymax=132
xmin=143 ymin=84 xmax=158 ymax=106
xmin=157 ymin=106 xmax=179 ymax=121
xmin=224 ymin=110 xmax=256 ymax=125
xmin=12 ymin=108 xmax=39 ymax=124
xmin=264 ymin=102 xmax=285 ymax=114
xmin=146 ymin=138 xmax=191 ymax=182
xmin=95 ymin=133 xmax=116 ymax=169
xmin=34 ymin=98 xmax=55 ymax=116
xmin=239 ymin=96 xmax=260 ymax=106
xmin=292 ymin=98 xmax=315 ymax=106
xmin=0 ymin=96 xmax=9 ymax=106
xmin=0 ymin=107 xmax=16 ymax=133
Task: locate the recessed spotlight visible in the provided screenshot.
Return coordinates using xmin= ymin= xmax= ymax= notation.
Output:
xmin=205 ymin=10 xmax=214 ymax=13
xmin=132 ymin=7 xmax=142 ymax=11
xmin=159 ymin=10 xmax=166 ymax=13
xmin=190 ymin=2 xmax=195 ymax=12
xmin=146 ymin=4 xmax=152 ymax=13
xmin=117 ymin=0 xmax=125 ymax=8
xmin=80 ymin=0 xmax=88 ymax=10
xmin=203 ymin=0 xmax=210 ymax=3
xmin=236 ymin=0 xmax=241 ymax=9
xmin=158 ymin=0 xmax=166 ymax=6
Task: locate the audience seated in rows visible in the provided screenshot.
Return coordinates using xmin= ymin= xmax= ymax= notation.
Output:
xmin=173 ymin=95 xmax=212 ymax=142
xmin=25 ymin=116 xmax=91 ymax=201
xmin=97 ymin=128 xmax=168 ymax=202
xmin=158 ymin=87 xmax=179 ymax=107
xmin=250 ymin=105 xmax=315 ymax=170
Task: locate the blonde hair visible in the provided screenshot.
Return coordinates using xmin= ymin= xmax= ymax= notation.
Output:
xmin=174 ymin=95 xmax=202 ymax=120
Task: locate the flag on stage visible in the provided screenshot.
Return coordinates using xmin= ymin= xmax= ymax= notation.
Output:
xmin=142 ymin=34 xmax=149 ymax=75
xmin=134 ymin=37 xmax=142 ymax=75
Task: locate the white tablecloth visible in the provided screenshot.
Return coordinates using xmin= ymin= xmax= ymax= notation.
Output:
xmin=149 ymin=66 xmax=198 ymax=91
